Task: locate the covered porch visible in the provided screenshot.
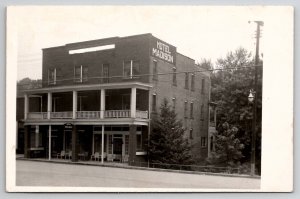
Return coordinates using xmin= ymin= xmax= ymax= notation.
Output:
xmin=23 ymin=124 xmax=149 ymax=165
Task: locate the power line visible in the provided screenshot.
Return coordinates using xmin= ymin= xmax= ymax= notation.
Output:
xmin=17 ymin=64 xmax=262 ymax=86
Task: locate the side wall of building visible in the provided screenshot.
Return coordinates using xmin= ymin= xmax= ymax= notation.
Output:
xmin=149 ymin=52 xmax=210 ymax=160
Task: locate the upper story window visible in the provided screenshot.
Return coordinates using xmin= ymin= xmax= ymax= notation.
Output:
xmin=74 ymin=65 xmax=88 ymax=83
xmin=152 ymin=93 xmax=157 ymax=112
xmin=210 ymin=107 xmax=216 ymax=124
xmin=172 ymin=67 xmax=177 ymax=86
xmin=191 ymin=73 xmax=195 ymax=91
xmin=123 ymin=60 xmax=140 ymax=79
xmin=185 ymin=72 xmax=189 ymax=89
xmin=201 ymin=104 xmax=204 ymax=120
xmin=201 ymin=137 xmax=207 ymax=147
xmin=189 ymin=128 xmax=193 ymax=140
xmin=172 ymin=97 xmax=176 ymax=111
xmin=48 ymin=68 xmax=56 ymax=85
xmin=190 ymin=102 xmax=194 ymax=119
xmin=102 ymin=63 xmax=110 ymax=83
xmin=201 ymin=78 xmax=205 ymax=94
xmin=184 ymin=101 xmax=188 ymax=118
xmin=153 ymin=60 xmax=158 ymax=81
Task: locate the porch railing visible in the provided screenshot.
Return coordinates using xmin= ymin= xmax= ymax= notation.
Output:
xmin=104 ymin=110 xmax=130 ymax=118
xmin=76 ymin=111 xmax=101 ymax=119
xmin=50 ymin=112 xmax=73 ymax=119
xmin=27 ymin=112 xmax=48 ymax=119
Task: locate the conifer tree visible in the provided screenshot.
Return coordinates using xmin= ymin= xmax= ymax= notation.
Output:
xmin=149 ymin=98 xmax=193 ymax=166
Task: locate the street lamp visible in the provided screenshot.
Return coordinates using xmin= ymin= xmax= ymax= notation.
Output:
xmin=248 ymin=90 xmax=255 ymax=103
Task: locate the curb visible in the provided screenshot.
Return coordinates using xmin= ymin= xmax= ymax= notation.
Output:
xmin=17 ymin=158 xmax=261 ymax=179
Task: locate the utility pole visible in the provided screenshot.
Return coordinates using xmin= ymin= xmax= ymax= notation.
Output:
xmin=251 ymin=21 xmax=263 ymax=176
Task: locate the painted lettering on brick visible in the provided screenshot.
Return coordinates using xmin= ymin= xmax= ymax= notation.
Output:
xmin=151 ymin=39 xmax=176 ymax=64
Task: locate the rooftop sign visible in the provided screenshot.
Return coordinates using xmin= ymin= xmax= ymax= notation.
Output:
xmin=150 ymin=38 xmax=176 ymax=65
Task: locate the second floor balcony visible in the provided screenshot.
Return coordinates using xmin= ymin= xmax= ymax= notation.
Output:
xmin=27 ymin=110 xmax=148 ymax=120
xmin=22 ymin=82 xmax=151 ymax=123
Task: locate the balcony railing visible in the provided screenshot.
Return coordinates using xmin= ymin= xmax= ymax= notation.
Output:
xmin=50 ymin=112 xmax=73 ymax=119
xmin=27 ymin=110 xmax=148 ymax=120
xmin=104 ymin=110 xmax=130 ymax=118
xmin=76 ymin=111 xmax=101 ymax=119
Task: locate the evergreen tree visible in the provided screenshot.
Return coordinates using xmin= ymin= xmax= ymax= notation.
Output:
xmin=149 ymin=98 xmax=193 ymax=166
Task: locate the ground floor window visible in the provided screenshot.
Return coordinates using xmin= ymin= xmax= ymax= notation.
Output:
xmin=201 ymin=137 xmax=207 ymax=147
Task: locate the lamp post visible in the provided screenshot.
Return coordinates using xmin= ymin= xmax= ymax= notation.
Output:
xmin=248 ymin=20 xmax=263 ymax=176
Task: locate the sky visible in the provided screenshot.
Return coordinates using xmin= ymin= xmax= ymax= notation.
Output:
xmin=15 ymin=6 xmax=264 ymax=80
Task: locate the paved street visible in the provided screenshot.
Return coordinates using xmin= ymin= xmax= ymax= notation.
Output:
xmin=16 ymin=160 xmax=260 ymax=189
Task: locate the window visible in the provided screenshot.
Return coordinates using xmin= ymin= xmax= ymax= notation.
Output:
xmin=137 ymin=134 xmax=142 ymax=152
xmin=190 ymin=102 xmax=194 ymax=119
xmin=189 ymin=128 xmax=193 ymax=139
xmin=201 ymin=78 xmax=205 ymax=94
xmin=74 ymin=65 xmax=88 ymax=82
xmin=201 ymin=137 xmax=207 ymax=147
xmin=184 ymin=101 xmax=188 ymax=118
xmin=152 ymin=94 xmax=157 ymax=112
xmin=185 ymin=72 xmax=189 ymax=89
xmin=201 ymin=104 xmax=204 ymax=120
xmin=210 ymin=107 xmax=215 ymax=124
xmin=172 ymin=97 xmax=176 ymax=111
xmin=172 ymin=67 xmax=177 ymax=86
xmin=102 ymin=64 xmax=110 ymax=83
xmin=123 ymin=60 xmax=140 ymax=79
xmin=191 ymin=73 xmax=195 ymax=91
xmin=210 ymin=136 xmax=214 ymax=151
xmin=153 ymin=60 xmax=158 ymax=80
xmin=48 ymin=68 xmax=56 ymax=85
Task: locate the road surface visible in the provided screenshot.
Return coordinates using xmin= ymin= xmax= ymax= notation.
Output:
xmin=16 ymin=160 xmax=260 ymax=189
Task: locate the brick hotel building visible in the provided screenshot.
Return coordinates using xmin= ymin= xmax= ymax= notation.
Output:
xmin=16 ymin=33 xmax=211 ymax=164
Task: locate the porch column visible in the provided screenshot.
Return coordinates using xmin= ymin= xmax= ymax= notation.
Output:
xmin=128 ymin=125 xmax=137 ymax=165
xmin=24 ymin=125 xmax=30 ymax=158
xmin=71 ymin=125 xmax=79 ymax=162
xmin=101 ymin=125 xmax=104 ymax=163
xmin=73 ymin=90 xmax=77 ymax=119
xmin=100 ymin=89 xmax=105 ymax=119
xmin=24 ymin=94 xmax=29 ymax=120
xmin=48 ymin=125 xmax=51 ymax=160
xmin=130 ymin=87 xmax=136 ymax=118
xmin=47 ymin=92 xmax=52 ymax=119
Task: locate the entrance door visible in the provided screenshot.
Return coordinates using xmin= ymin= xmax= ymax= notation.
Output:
xmin=113 ymin=138 xmax=123 ymax=155
xmin=113 ymin=135 xmax=123 ymax=161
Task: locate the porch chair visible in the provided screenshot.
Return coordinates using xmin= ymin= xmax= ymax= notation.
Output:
xmin=101 ymin=152 xmax=107 ymax=160
xmin=65 ymin=151 xmax=72 ymax=160
xmin=91 ymin=152 xmax=100 ymax=161
xmin=122 ymin=155 xmax=129 ymax=163
xmin=107 ymin=154 xmax=114 ymax=162
xmin=57 ymin=150 xmax=65 ymax=159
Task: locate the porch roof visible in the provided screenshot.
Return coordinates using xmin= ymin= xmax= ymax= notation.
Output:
xmin=24 ymin=118 xmax=150 ymax=126
xmin=23 ymin=82 xmax=152 ymax=95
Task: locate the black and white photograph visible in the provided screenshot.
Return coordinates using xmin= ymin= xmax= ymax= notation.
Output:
xmin=6 ymin=6 xmax=293 ymax=192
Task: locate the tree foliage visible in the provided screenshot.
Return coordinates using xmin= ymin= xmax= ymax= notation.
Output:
xmin=17 ymin=78 xmax=42 ymax=90
xmin=149 ymin=98 xmax=193 ymax=165
xmin=208 ymin=122 xmax=244 ymax=167
xmin=210 ymin=47 xmax=262 ymax=166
